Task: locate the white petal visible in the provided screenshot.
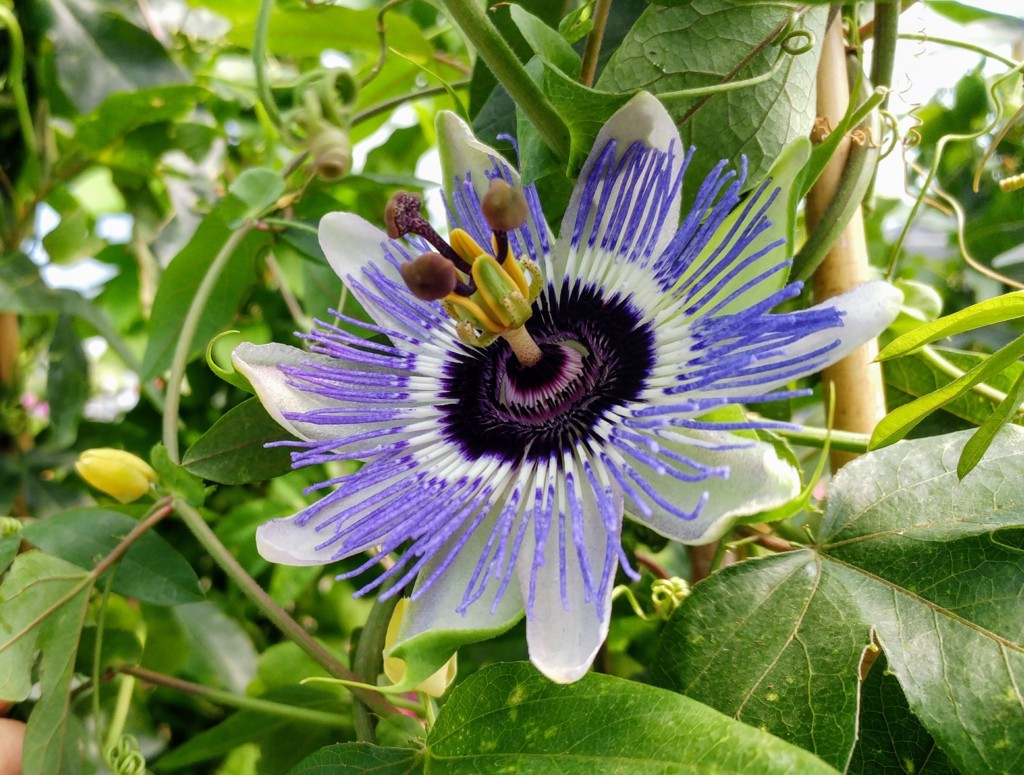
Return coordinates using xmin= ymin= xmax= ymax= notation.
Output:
xmin=255 ymin=461 xmax=423 ymax=565
xmin=436 ymin=111 xmax=553 ymax=265
xmin=318 ymin=212 xmax=445 ymax=336
xmin=232 ymin=342 xmax=341 ymax=442
xmin=689 ymin=280 xmax=903 ymax=401
xmin=619 ymin=428 xmax=799 ymax=545
xmin=518 ymin=459 xmax=622 ymax=683
xmin=397 ymin=528 xmax=525 ymax=642
xmin=553 ymin=92 xmax=683 ymax=291
xmin=232 ymin=341 xmax=418 ymax=449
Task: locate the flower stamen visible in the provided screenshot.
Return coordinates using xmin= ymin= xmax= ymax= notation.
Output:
xmin=386 ymin=187 xmax=544 ymax=367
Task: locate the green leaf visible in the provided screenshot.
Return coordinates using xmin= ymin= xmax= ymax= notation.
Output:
xmin=289 ymin=743 xmax=422 ymax=775
xmin=0 ymin=552 xmax=90 ymax=703
xmin=65 ymin=85 xmax=209 ymax=158
xmin=927 ymin=1 xmax=1024 ymax=28
xmin=654 ymin=428 xmax=1024 ymax=774
xmin=872 ymin=334 xmax=1024 ymax=449
xmin=40 ymin=0 xmax=188 ymax=113
xmin=228 ymin=168 xmax=286 ymax=225
xmin=150 ymin=444 xmax=209 ymax=506
xmin=847 ymin=653 xmax=959 ymax=775
xmin=0 ymin=535 xmax=18 ymax=574
xmin=209 ymin=1 xmax=432 ymax=60
xmin=139 ymin=199 xmax=271 ymax=382
xmin=21 ymin=508 xmax=203 ymax=605
xmin=597 ymin=0 xmax=827 ymax=206
xmin=877 ymin=290 xmax=1024 ymax=361
xmin=182 ymin=397 xmax=294 ymax=484
xmin=21 ymin=575 xmax=92 ymax=775
xmin=45 ymin=313 xmax=89 ymax=449
xmin=156 ymin=685 xmax=349 ymax=771
xmin=173 ymin=601 xmax=258 ymax=694
xmin=75 ymin=626 xmax=143 ymax=673
xmin=292 ymin=662 xmax=839 ymax=774
xmin=509 ymin=6 xmax=581 ymax=76
xmin=958 ymin=367 xmax=1024 ymax=478
xmin=883 ymin=345 xmax=1024 ymax=427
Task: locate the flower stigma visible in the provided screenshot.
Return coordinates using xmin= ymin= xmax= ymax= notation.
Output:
xmin=386 ymin=183 xmax=543 ymax=367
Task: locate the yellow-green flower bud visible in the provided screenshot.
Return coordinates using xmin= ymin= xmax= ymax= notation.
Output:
xmin=383 ymin=598 xmax=457 ymax=697
xmin=75 ymin=449 xmax=158 ymax=504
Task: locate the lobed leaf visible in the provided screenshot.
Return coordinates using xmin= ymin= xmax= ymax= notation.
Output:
xmin=655 ymin=427 xmax=1024 ymax=774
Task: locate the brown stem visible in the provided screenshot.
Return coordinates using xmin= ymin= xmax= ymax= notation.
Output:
xmin=807 ymin=19 xmax=887 ymax=471
xmin=579 ymin=0 xmax=612 ymax=87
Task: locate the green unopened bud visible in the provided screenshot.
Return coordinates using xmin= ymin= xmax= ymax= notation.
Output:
xmin=383 ymin=598 xmax=458 ymax=697
xmin=399 ymin=252 xmax=458 ymax=301
xmin=0 ymin=516 xmax=22 ymax=538
xmin=76 ymin=449 xmax=158 ymax=504
xmin=481 ymin=179 xmax=529 ymax=232
xmin=309 ymin=127 xmax=351 ymax=181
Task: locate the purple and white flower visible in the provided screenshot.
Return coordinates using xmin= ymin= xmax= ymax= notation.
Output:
xmin=232 ymin=93 xmax=901 ymax=684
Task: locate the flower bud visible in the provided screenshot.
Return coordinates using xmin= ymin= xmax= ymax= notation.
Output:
xmin=309 ymin=127 xmax=351 ymax=181
xmin=481 ymin=179 xmax=529 ymax=232
xmin=399 ymin=252 xmax=458 ymax=301
xmin=383 ymin=598 xmax=457 ymax=697
xmin=75 ymin=449 xmax=158 ymax=504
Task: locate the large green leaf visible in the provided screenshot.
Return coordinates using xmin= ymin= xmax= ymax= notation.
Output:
xmin=292 ymin=662 xmax=839 ymax=774
xmin=847 ymin=653 xmax=959 ymax=775
xmin=597 ymin=0 xmax=826 ymax=206
xmin=22 ymin=508 xmax=203 ymax=606
xmin=40 ymin=0 xmax=188 ymax=113
xmin=289 ymin=743 xmax=421 ymax=775
xmin=0 ymin=552 xmax=94 ymax=772
xmin=654 ymin=427 xmax=1024 ymax=774
xmin=182 ymin=397 xmax=294 ymax=484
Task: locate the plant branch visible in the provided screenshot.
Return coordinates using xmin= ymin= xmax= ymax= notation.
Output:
xmin=254 ymin=0 xmax=282 ymax=126
xmin=172 ymin=499 xmax=400 ymax=719
xmin=442 ymin=0 xmax=571 ymax=161
xmin=162 ymin=224 xmax=256 ymax=463
xmin=120 ymin=665 xmax=350 ymax=726
xmin=579 ymin=0 xmax=612 ymax=88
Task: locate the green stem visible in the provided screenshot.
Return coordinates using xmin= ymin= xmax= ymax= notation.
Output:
xmin=260 ymin=217 xmax=320 ymax=236
xmin=352 ymin=81 xmax=470 ymax=126
xmin=898 ymin=33 xmax=1019 ymax=69
xmin=172 ymin=499 xmax=400 ymax=719
xmin=92 ymin=570 xmax=117 ymax=755
xmin=774 ymin=426 xmax=871 ymax=453
xmin=162 ymin=224 xmax=255 ymax=462
xmin=869 ymin=1 xmax=899 ymax=108
xmin=442 ymin=0 xmax=570 ymax=161
xmin=103 ymin=675 xmax=136 ymax=754
xmin=918 ymin=345 xmax=1020 ymax=409
xmin=253 ymin=0 xmax=281 ymax=127
xmin=658 ymin=45 xmax=797 ymax=103
xmin=0 ymin=6 xmax=37 ymax=155
xmin=351 ymin=589 xmax=401 ymax=743
xmin=120 ymin=665 xmax=349 ymax=726
xmin=579 ymin=0 xmax=612 ymax=88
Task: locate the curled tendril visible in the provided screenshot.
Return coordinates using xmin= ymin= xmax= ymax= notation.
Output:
xmin=780 ymin=28 xmax=815 ymax=56
xmin=878 ymin=109 xmax=901 ymax=160
xmin=0 ymin=515 xmax=22 ymax=538
xmin=105 ymin=735 xmax=147 ymax=775
xmin=650 ymin=578 xmax=691 ymax=618
xmin=613 ymin=577 xmax=691 ymax=622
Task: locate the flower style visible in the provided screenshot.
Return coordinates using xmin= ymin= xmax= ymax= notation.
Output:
xmin=232 ymin=93 xmax=901 ymax=684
